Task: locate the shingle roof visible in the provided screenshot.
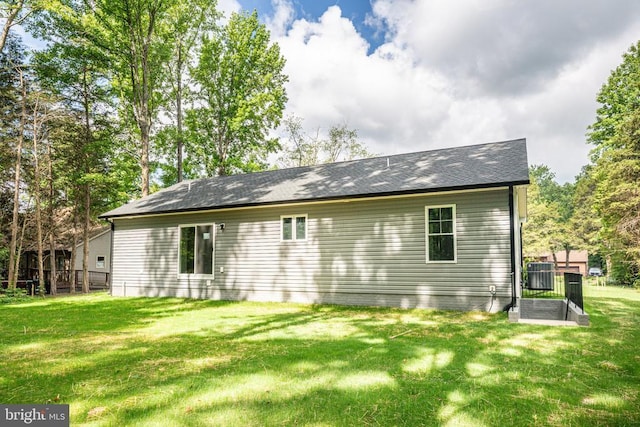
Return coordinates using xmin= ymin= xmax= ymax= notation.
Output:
xmin=100 ymin=138 xmax=529 ymax=219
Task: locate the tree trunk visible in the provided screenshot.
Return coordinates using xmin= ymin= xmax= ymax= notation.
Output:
xmin=0 ymin=0 xmax=24 ymax=54
xmin=69 ymin=202 xmax=78 ymax=294
xmin=176 ymin=42 xmax=183 ymax=183
xmin=141 ymin=123 xmax=150 ymax=196
xmin=7 ymin=67 xmax=26 ymax=290
xmin=564 ymin=247 xmax=571 ymax=270
xmin=132 ymin=0 xmax=162 ymax=197
xmin=82 ymin=184 xmax=90 ymax=293
xmin=32 ymin=96 xmax=45 ymax=295
xmin=129 ymin=33 xmax=152 ymax=197
xmin=48 ymin=144 xmax=57 ymax=295
xmin=80 ymin=65 xmax=91 ymax=293
xmin=14 ymin=216 xmax=26 ymax=290
xmin=551 ymin=251 xmax=558 ymax=270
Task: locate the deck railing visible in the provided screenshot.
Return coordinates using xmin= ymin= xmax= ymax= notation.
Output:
xmin=6 ymin=269 xmax=110 ymax=294
xmin=523 ymin=263 xmax=585 ymax=313
xmin=564 ymin=272 xmax=584 ymax=314
xmin=523 ymin=263 xmax=565 ymax=298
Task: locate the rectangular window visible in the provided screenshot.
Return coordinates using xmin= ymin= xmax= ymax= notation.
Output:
xmin=426 ymin=205 xmax=456 ymax=262
xmin=96 ymin=256 xmax=106 ymax=269
xmin=281 ymin=215 xmax=307 ymax=241
xmin=179 ymin=224 xmax=214 ymax=275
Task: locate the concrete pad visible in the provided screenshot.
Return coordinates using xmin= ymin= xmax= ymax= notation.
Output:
xmin=511 ymin=298 xmax=590 ymax=326
xmin=517 ymin=318 xmax=579 ymax=326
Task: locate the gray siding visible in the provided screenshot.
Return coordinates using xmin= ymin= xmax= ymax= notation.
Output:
xmin=111 ymin=189 xmax=512 ymax=311
xmin=75 ymin=231 xmax=112 ymax=273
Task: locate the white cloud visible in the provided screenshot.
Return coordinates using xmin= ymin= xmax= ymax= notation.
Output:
xmin=267 ymin=0 xmax=640 ymax=182
xmin=217 ymin=0 xmax=242 ymax=20
xmin=264 ymin=0 xmax=295 ymax=38
xmin=276 ymin=6 xmax=452 ymax=153
xmin=372 ymin=0 xmax=640 ymax=96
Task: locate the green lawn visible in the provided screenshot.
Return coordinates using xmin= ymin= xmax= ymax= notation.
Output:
xmin=1 ymin=286 xmax=639 ymax=426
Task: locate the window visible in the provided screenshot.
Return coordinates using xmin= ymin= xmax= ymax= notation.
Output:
xmin=426 ymin=205 xmax=456 ymax=262
xmin=179 ymin=224 xmax=214 ymax=275
xmin=96 ymin=256 xmax=106 ymax=269
xmin=281 ymin=215 xmax=307 ymax=241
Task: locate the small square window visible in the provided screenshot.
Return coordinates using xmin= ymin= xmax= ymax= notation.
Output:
xmin=281 ymin=215 xmax=307 ymax=241
xmin=96 ymin=256 xmax=106 ymax=269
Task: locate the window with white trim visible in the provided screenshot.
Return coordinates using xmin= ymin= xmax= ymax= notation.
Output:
xmin=426 ymin=205 xmax=456 ymax=262
xmin=96 ymin=256 xmax=106 ymax=269
xmin=281 ymin=215 xmax=307 ymax=241
xmin=179 ymin=224 xmax=214 ymax=275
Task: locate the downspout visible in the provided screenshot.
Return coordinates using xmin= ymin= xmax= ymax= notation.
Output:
xmin=508 ymin=186 xmax=517 ymax=310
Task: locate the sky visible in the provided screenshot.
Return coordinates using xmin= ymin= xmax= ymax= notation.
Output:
xmin=216 ymin=0 xmax=640 ymax=183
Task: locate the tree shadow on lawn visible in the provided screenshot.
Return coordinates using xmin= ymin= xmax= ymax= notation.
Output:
xmin=0 ymin=294 xmax=235 ymax=342
xmin=1 ymin=298 xmax=639 ymax=426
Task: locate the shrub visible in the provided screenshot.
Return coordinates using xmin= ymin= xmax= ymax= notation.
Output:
xmin=0 ymin=287 xmax=30 ymax=304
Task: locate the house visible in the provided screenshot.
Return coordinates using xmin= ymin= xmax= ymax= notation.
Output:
xmin=72 ymin=228 xmax=112 ymax=288
xmin=73 ymin=228 xmax=112 ymax=274
xmin=13 ymin=248 xmax=71 ymax=292
xmin=99 ymin=139 xmax=529 ymax=312
xmin=535 ymin=250 xmax=589 ymax=276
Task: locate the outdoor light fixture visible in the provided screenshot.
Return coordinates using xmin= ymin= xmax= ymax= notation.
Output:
xmin=219 ymin=223 xmax=225 ymax=231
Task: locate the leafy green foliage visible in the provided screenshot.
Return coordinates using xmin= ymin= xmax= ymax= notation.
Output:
xmin=588 ymin=40 xmax=640 ymax=286
xmin=523 ymin=165 xmax=583 ymax=265
xmin=529 ymin=165 xmax=575 ymax=221
xmin=571 ymin=165 xmax=602 ymax=255
xmin=187 ymin=10 xmax=288 ymax=177
xmin=0 ymin=33 xmax=25 ymax=186
xmin=89 ymin=0 xmax=173 ymax=196
xmin=154 ymin=0 xmax=219 ymax=185
xmin=0 ymin=286 xmax=29 ymax=303
xmin=0 ymin=242 xmax=9 ymax=275
xmin=0 ymin=33 xmax=24 ymax=241
xmin=325 ymin=123 xmax=372 ymax=162
xmin=278 ymin=115 xmax=374 ymax=167
xmin=523 ymin=175 xmax=561 ymax=256
xmin=589 ymin=41 xmax=640 ymax=153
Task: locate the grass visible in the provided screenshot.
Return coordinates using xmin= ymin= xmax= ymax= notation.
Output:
xmin=0 ymin=286 xmax=639 ymax=426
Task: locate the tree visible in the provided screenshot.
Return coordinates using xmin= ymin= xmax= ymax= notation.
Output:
xmin=571 ymin=165 xmax=602 ymax=259
xmin=155 ymin=0 xmax=218 ymax=184
xmin=93 ymin=0 xmax=171 ymax=196
xmin=0 ymin=33 xmax=24 ymax=197
xmin=592 ymin=109 xmax=640 ymax=285
xmin=187 ymin=10 xmax=287 ymax=177
xmin=0 ymin=0 xmax=26 ymax=54
xmin=33 ymin=0 xmax=137 ymax=292
xmin=278 ymin=114 xmax=321 ymax=167
xmin=522 ymin=173 xmax=563 ymax=262
xmin=278 ymin=115 xmax=374 ymax=168
xmin=588 ymin=41 xmax=640 ymax=153
xmin=588 ymin=40 xmax=640 ymax=286
xmin=27 ymin=87 xmax=51 ymax=294
xmin=1 ymin=34 xmax=29 ymax=289
xmin=522 ymin=165 xmax=584 ymax=269
xmin=324 ymin=124 xmax=370 ymax=163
